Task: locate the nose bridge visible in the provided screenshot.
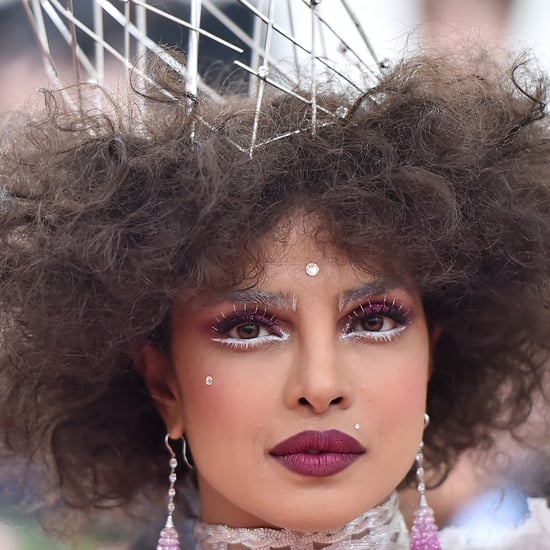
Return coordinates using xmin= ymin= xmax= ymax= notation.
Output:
xmin=287 ymin=319 xmax=352 ymax=413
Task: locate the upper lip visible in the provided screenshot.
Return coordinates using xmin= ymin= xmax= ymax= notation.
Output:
xmin=270 ymin=430 xmax=366 ymax=456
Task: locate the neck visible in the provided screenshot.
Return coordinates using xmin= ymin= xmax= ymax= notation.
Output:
xmin=194 ymin=493 xmax=408 ymax=549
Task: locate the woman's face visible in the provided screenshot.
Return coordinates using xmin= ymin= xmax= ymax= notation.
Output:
xmin=145 ymin=219 xmax=431 ymax=531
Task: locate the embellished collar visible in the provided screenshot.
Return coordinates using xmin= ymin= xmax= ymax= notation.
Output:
xmin=193 ymin=493 xmax=408 ymax=549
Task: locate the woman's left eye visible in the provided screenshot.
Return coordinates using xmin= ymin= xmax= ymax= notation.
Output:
xmin=347 ymin=315 xmax=398 ymax=333
xmin=343 ymin=300 xmax=411 ymax=342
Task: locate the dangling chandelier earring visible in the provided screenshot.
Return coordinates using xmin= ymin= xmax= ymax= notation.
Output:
xmin=182 ymin=435 xmax=194 ymax=470
xmin=409 ymin=414 xmax=441 ymax=550
xmin=157 ymin=434 xmax=182 ymax=550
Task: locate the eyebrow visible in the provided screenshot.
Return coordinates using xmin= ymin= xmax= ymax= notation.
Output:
xmin=205 ymin=289 xmax=297 ymax=311
xmin=338 ymin=279 xmax=408 ymax=311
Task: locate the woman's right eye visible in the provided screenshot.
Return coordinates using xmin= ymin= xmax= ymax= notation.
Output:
xmin=211 ymin=307 xmax=288 ymax=348
xmin=226 ymin=321 xmax=270 ymax=340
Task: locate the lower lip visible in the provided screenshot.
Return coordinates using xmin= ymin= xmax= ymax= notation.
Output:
xmin=273 ymin=452 xmax=362 ymax=477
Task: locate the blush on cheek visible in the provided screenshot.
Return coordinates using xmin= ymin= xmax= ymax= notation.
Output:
xmin=183 ymin=375 xmax=244 ymax=431
xmin=188 ymin=384 xmax=225 ymax=422
xmin=380 ymin=372 xmax=428 ymax=432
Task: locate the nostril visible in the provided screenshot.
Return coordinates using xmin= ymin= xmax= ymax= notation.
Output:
xmin=298 ymin=396 xmax=343 ymax=407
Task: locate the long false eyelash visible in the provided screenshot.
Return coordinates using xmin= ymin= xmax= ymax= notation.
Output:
xmin=211 ymin=303 xmax=263 ymax=328
xmin=211 ymin=304 xmax=279 ymax=336
xmin=349 ymin=297 xmax=410 ymax=323
xmin=343 ymin=296 xmax=412 ymax=342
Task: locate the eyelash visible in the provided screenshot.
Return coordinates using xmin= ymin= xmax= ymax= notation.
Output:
xmin=342 ymin=298 xmax=411 ymax=343
xmin=211 ymin=305 xmax=288 ymax=349
xmin=210 ymin=298 xmax=412 ymax=349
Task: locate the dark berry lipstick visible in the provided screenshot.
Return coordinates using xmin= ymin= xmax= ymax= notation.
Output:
xmin=270 ymin=430 xmax=365 ymax=477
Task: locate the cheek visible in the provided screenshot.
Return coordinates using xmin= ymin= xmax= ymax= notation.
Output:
xmin=357 ymin=341 xmax=430 ymax=437
xmin=178 ymin=358 xmax=275 ymax=445
xmin=381 ymin=367 xmax=428 ymax=425
xmin=182 ymin=377 xmax=240 ymax=433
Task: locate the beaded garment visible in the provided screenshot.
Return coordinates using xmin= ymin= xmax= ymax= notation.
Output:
xmin=193 ymin=492 xmax=409 ymax=550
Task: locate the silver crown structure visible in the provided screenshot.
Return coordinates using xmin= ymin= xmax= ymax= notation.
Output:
xmin=22 ymin=0 xmax=388 ymax=155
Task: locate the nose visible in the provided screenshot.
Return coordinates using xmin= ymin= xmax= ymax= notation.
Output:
xmin=285 ymin=337 xmax=353 ymax=414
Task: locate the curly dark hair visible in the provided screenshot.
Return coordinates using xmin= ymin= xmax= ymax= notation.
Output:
xmin=1 ymin=55 xmax=550 ymax=519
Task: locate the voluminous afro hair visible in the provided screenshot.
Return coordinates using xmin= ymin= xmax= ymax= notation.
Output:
xmin=1 ymin=54 xmax=550 ymax=518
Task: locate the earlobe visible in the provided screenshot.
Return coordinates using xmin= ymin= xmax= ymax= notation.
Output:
xmin=135 ymin=345 xmax=185 ymax=438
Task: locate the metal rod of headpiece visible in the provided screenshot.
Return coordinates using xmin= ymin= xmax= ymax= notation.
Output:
xmin=93 ymin=0 xmax=105 ymax=85
xmin=203 ymin=0 xmax=298 ymax=97
xmin=249 ymin=0 xmax=265 ymax=96
xmin=41 ymin=1 xmax=96 ymax=79
xmin=135 ymin=0 xmax=147 ymax=61
xmin=97 ymin=0 xmax=226 ymax=102
xmin=234 ymin=59 xmax=332 ymax=116
xmin=310 ymin=0 xmax=319 ymax=136
xmin=123 ymin=0 xmax=131 ymax=90
xmin=186 ymin=0 xmax=201 ymax=100
xmin=239 ymin=0 xmax=368 ymax=91
xmin=285 ymin=0 xmax=301 ymax=84
xmin=23 ymin=0 xmax=80 ymax=113
xmin=25 ymin=0 xmax=60 ymax=83
xmin=187 ymin=0 xmax=202 ymax=141
xmin=42 ymin=0 xmax=176 ymax=104
xmin=340 ymin=0 xmax=382 ymax=68
xmin=134 ymin=0 xmax=148 ymax=129
xmin=66 ymin=0 xmax=82 ymax=84
xmin=249 ymin=0 xmax=275 ymax=157
xmin=132 ymin=0 xmax=242 ymax=53
xmin=299 ymin=0 xmax=378 ymax=79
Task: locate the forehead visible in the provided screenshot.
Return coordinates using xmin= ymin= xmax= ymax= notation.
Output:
xmin=255 ymin=212 xmax=351 ymax=262
xmin=192 ymin=214 xmax=417 ymax=307
xmin=255 ymin=212 xmax=388 ymax=276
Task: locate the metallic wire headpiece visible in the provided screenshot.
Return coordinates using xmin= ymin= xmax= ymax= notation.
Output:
xmin=22 ymin=0 xmax=387 ymax=155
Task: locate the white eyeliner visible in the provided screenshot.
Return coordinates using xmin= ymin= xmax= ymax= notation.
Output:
xmin=211 ymin=331 xmax=289 ymax=349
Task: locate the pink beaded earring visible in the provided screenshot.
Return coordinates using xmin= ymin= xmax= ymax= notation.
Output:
xmin=157 ymin=434 xmax=182 ymax=550
xmin=409 ymin=414 xmax=441 ymax=550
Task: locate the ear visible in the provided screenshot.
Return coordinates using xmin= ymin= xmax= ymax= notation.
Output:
xmin=134 ymin=345 xmax=186 ymax=438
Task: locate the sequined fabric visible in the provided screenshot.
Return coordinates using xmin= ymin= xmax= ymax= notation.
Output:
xmin=194 ymin=493 xmax=409 ymax=549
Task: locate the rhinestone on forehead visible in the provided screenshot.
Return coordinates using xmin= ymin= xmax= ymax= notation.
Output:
xmin=305 ymin=262 xmax=320 ymax=277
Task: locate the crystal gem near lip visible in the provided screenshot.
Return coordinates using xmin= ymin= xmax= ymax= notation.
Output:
xmin=305 ymin=263 xmax=320 ymax=277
